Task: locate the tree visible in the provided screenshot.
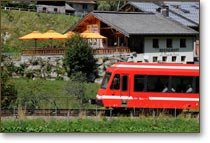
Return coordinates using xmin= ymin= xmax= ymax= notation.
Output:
xmin=64 ymin=34 xmax=97 ymax=81
xmin=1 ymin=56 xmax=17 ymax=109
xmin=97 ymin=0 xmax=127 ymax=11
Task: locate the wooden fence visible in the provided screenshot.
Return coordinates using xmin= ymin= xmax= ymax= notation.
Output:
xmin=22 ymin=47 xmax=131 ymax=56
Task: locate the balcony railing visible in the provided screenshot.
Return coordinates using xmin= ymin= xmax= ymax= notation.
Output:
xmin=92 ymin=47 xmax=130 ymax=55
xmin=22 ymin=48 xmax=66 ymax=55
xmin=22 ymin=47 xmax=131 ymax=56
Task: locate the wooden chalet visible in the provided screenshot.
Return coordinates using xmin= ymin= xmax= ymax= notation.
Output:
xmin=65 ymin=11 xmax=198 ymax=63
xmin=22 ymin=11 xmax=198 ymax=63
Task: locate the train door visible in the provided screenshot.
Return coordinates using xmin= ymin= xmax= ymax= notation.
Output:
xmin=108 ymin=74 xmax=121 ymax=107
xmin=120 ymin=74 xmax=129 ymax=96
xmin=120 ymin=74 xmax=130 ymax=107
xmin=109 ymin=74 xmax=121 ymax=96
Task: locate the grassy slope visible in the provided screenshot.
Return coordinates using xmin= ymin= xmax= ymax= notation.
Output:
xmin=1 ymin=10 xmax=81 ymax=52
xmin=14 ymin=79 xmax=100 ymax=109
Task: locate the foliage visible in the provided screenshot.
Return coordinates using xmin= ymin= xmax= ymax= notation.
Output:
xmin=64 ymin=34 xmax=97 ymax=81
xmin=64 ymin=72 xmax=87 ymax=109
xmin=1 ymin=1 xmax=36 ymax=9
xmin=14 ymin=79 xmax=68 ymax=111
xmin=1 ymin=117 xmax=199 ymax=133
xmin=1 ymin=56 xmax=18 ymax=109
xmin=97 ymin=1 xmax=111 ymax=11
xmin=97 ymin=0 xmax=127 ymax=11
xmin=14 ymin=79 xmax=99 ymax=109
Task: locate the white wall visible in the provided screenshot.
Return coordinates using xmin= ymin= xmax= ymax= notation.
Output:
xmin=143 ymin=36 xmax=195 ymax=63
xmin=37 ymin=5 xmax=65 ymax=14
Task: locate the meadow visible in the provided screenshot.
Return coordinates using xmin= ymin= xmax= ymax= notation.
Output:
xmin=1 ymin=117 xmax=199 ymax=133
xmin=13 ymin=78 xmax=100 ymax=109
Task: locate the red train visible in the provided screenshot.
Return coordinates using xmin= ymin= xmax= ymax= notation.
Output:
xmin=96 ymin=62 xmax=199 ymax=110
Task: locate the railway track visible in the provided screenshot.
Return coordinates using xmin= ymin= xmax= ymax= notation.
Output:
xmin=1 ymin=108 xmax=199 ymax=118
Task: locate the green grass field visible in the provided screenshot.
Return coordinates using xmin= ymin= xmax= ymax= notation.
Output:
xmin=13 ymin=78 xmax=100 ymax=109
xmin=1 ymin=10 xmax=81 ymax=53
xmin=1 ymin=117 xmax=199 ymax=133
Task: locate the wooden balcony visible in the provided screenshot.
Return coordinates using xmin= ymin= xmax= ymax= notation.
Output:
xmin=92 ymin=47 xmax=131 ymax=55
xmin=22 ymin=47 xmax=131 ymax=56
xmin=22 ymin=48 xmax=66 ymax=55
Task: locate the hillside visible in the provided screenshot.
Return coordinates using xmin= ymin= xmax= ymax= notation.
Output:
xmin=1 ymin=10 xmax=81 ymax=53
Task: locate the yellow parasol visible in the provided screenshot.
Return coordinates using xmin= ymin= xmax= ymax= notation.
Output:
xmin=38 ymin=30 xmax=67 ymax=47
xmin=64 ymin=31 xmax=75 ymax=38
xmin=80 ymin=30 xmax=106 ymax=39
xmin=19 ymin=31 xmax=43 ymax=48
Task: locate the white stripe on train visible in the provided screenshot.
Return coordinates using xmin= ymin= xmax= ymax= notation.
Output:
xmin=96 ymin=95 xmax=199 ymax=102
xmin=113 ymin=64 xmax=199 ymax=70
xmin=149 ymin=97 xmax=199 ymax=101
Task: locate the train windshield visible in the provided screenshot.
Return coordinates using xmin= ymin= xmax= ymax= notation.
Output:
xmin=101 ymin=72 xmax=111 ymax=89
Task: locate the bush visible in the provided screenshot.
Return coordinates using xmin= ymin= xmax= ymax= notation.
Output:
xmin=64 ymin=34 xmax=97 ymax=81
xmin=1 ymin=56 xmax=17 ymax=109
xmin=64 ymin=72 xmax=87 ymax=108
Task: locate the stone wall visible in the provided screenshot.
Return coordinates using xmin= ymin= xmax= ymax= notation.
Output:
xmin=2 ymin=53 xmax=135 ymax=83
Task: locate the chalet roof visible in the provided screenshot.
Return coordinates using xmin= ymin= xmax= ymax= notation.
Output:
xmin=120 ymin=1 xmax=199 ymax=27
xmin=69 ymin=11 xmax=198 ymax=37
xmin=37 ymin=1 xmax=65 ymax=6
xmin=65 ymin=3 xmax=75 ymax=11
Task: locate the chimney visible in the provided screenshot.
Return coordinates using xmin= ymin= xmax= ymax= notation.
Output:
xmin=156 ymin=5 xmax=169 ymax=17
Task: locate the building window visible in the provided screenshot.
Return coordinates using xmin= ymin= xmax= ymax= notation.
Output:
xmin=43 ymin=7 xmax=47 ymax=12
xmin=153 ymin=56 xmax=158 ymax=62
xmin=162 ymin=56 xmax=167 ymax=62
xmin=166 ymin=39 xmax=172 ymax=48
xmin=181 ymin=56 xmax=186 ymax=62
xmin=180 ymin=39 xmax=186 ymax=48
xmin=153 ymin=39 xmax=159 ymax=48
xmin=54 ymin=8 xmax=58 ymax=13
xmin=172 ymin=56 xmax=176 ymax=62
xmin=83 ymin=4 xmax=87 ymax=9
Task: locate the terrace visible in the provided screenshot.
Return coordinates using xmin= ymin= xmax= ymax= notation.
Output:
xmin=22 ymin=46 xmax=131 ymax=56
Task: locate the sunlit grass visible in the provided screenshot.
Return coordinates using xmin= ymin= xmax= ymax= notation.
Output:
xmin=1 ymin=117 xmax=200 ymax=133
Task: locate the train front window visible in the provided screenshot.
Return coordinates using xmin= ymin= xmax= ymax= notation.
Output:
xmin=110 ymin=74 xmax=120 ymax=90
xmin=101 ymin=72 xmax=111 ymax=89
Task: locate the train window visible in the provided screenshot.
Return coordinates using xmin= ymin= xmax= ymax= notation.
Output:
xmin=195 ymin=76 xmax=199 ymax=93
xmin=171 ymin=76 xmax=194 ymax=93
xmin=122 ymin=75 xmax=128 ymax=91
xmin=134 ymin=75 xmax=145 ymax=92
xmin=101 ymin=72 xmax=111 ymax=89
xmin=147 ymin=76 xmax=169 ymax=92
xmin=110 ymin=74 xmax=120 ymax=90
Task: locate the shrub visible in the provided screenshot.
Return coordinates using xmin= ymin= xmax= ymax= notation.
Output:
xmin=64 ymin=34 xmax=97 ymax=81
xmin=1 ymin=56 xmax=17 ymax=109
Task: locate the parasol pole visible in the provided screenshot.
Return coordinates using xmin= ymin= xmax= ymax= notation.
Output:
xmin=35 ymin=39 xmax=37 ymax=55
